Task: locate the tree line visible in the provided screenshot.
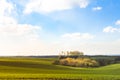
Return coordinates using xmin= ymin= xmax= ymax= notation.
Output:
xmin=53 ymin=51 xmax=120 ymax=68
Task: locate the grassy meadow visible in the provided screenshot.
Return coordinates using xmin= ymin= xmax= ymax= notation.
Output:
xmin=0 ymin=57 xmax=119 ymax=80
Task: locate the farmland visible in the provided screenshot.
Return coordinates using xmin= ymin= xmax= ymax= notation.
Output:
xmin=0 ymin=57 xmax=119 ymax=80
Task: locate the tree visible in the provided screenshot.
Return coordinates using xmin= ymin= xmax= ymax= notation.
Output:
xmin=58 ymin=51 xmax=84 ymax=59
xmin=69 ymin=51 xmax=84 ymax=57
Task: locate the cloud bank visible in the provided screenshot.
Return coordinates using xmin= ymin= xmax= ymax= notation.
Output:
xmin=23 ymin=0 xmax=90 ymax=14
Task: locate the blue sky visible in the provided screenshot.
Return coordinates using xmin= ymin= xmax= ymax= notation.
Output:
xmin=0 ymin=0 xmax=120 ymax=56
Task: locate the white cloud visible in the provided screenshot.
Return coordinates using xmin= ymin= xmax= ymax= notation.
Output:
xmin=92 ymin=6 xmax=102 ymax=11
xmin=61 ymin=32 xmax=94 ymax=40
xmin=103 ymin=26 xmax=119 ymax=33
xmin=115 ymin=20 xmax=120 ymax=26
xmin=103 ymin=20 xmax=120 ymax=33
xmin=0 ymin=23 xmax=40 ymax=36
xmin=0 ymin=0 xmax=41 ymax=37
xmin=0 ymin=0 xmax=14 ymax=16
xmin=0 ymin=0 xmax=16 ymax=25
xmin=0 ymin=0 xmax=43 ymax=56
xmin=0 ymin=16 xmax=16 ymax=24
xmin=23 ymin=0 xmax=90 ymax=14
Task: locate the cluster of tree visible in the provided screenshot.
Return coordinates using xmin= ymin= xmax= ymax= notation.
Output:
xmin=114 ymin=56 xmax=120 ymax=63
xmin=53 ymin=51 xmax=120 ymax=68
xmin=94 ymin=56 xmax=120 ymax=66
xmin=53 ymin=57 xmax=99 ymax=67
xmin=59 ymin=51 xmax=84 ymax=59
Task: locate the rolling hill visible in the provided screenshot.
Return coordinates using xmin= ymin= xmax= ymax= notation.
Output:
xmin=0 ymin=57 xmax=119 ymax=80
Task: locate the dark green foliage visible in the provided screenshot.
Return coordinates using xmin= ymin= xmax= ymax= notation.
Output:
xmin=52 ymin=60 xmax=60 ymax=65
xmin=91 ymin=56 xmax=120 ymax=66
xmin=114 ymin=56 xmax=120 ymax=63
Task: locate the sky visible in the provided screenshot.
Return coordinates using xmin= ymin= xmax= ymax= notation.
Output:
xmin=0 ymin=0 xmax=120 ymax=56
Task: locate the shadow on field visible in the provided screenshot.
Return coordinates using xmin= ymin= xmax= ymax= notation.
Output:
xmin=0 ymin=61 xmax=67 ymax=70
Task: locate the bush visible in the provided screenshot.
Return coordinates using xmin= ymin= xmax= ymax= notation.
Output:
xmin=53 ymin=57 xmax=99 ymax=68
xmin=59 ymin=59 xmax=68 ymax=66
xmin=75 ymin=58 xmax=99 ymax=67
xmin=52 ymin=60 xmax=60 ymax=65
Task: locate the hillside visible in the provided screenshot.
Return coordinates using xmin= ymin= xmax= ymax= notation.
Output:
xmin=0 ymin=57 xmax=119 ymax=80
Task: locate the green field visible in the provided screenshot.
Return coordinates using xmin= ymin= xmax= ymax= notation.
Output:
xmin=0 ymin=57 xmax=120 ymax=80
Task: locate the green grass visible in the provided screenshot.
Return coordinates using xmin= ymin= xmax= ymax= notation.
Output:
xmin=0 ymin=57 xmax=120 ymax=80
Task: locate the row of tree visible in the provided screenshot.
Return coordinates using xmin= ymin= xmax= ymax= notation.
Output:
xmin=59 ymin=51 xmax=84 ymax=59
